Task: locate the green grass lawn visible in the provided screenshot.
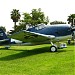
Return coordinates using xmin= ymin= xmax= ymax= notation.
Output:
xmin=0 ymin=44 xmax=75 ymax=75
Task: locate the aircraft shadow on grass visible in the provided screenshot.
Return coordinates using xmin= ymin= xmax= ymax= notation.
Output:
xmin=0 ymin=47 xmax=67 ymax=61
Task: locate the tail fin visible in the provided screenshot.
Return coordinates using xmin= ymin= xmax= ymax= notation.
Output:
xmin=0 ymin=29 xmax=10 ymax=44
xmin=0 ymin=29 xmax=8 ymax=40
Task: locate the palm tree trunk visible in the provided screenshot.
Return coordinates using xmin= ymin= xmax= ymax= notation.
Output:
xmin=14 ymin=22 xmax=16 ymax=30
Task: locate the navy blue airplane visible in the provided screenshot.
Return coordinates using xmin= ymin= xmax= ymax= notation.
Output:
xmin=23 ymin=24 xmax=75 ymax=52
xmin=0 ymin=24 xmax=75 ymax=51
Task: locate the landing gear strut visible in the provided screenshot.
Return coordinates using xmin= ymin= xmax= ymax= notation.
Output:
xmin=50 ymin=42 xmax=57 ymax=52
xmin=4 ymin=45 xmax=10 ymax=49
xmin=50 ymin=41 xmax=67 ymax=52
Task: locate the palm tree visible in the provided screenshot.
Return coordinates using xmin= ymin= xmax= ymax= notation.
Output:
xmin=67 ymin=14 xmax=75 ymax=26
xmin=11 ymin=9 xmax=21 ymax=30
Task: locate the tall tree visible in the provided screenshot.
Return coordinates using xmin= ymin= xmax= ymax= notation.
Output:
xmin=31 ymin=8 xmax=46 ymax=26
xmin=67 ymin=14 xmax=75 ymax=26
xmin=11 ymin=9 xmax=21 ymax=30
xmin=21 ymin=8 xmax=49 ymax=27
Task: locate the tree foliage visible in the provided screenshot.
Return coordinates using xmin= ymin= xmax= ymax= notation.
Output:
xmin=11 ymin=9 xmax=21 ymax=30
xmin=50 ymin=21 xmax=66 ymax=25
xmin=0 ymin=26 xmax=6 ymax=32
xmin=21 ymin=8 xmax=49 ymax=27
xmin=67 ymin=14 xmax=75 ymax=26
xmin=22 ymin=13 xmax=32 ymax=25
xmin=15 ymin=20 xmax=26 ymax=32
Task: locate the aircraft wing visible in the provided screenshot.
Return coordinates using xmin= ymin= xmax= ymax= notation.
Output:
xmin=23 ymin=30 xmax=55 ymax=39
xmin=9 ymin=30 xmax=55 ymax=44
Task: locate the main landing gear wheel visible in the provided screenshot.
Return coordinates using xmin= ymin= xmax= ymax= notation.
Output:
xmin=50 ymin=46 xmax=57 ymax=52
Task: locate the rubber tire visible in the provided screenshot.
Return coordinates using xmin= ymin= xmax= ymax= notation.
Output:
xmin=50 ymin=46 xmax=57 ymax=52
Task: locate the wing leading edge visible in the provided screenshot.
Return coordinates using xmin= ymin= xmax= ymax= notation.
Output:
xmin=23 ymin=30 xmax=55 ymax=39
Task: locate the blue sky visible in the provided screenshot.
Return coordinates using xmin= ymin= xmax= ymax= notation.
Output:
xmin=0 ymin=0 xmax=75 ymax=31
